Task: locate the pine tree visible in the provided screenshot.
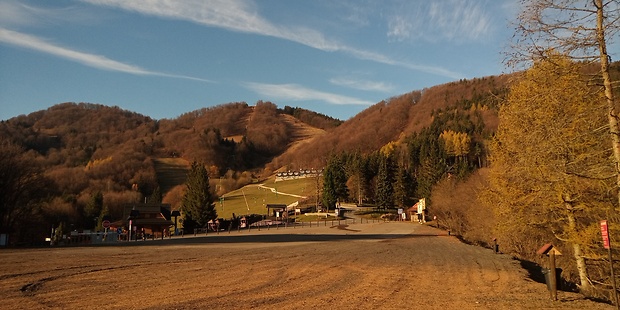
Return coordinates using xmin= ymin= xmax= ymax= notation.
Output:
xmin=346 ymin=152 xmax=374 ymax=205
xmin=181 ymin=162 xmax=217 ymax=232
xmin=322 ymin=154 xmax=348 ymax=211
xmin=394 ymin=166 xmax=414 ymax=209
xmin=376 ymin=154 xmax=396 ymax=209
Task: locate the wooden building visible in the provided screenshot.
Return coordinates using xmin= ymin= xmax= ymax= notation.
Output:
xmin=115 ymin=203 xmax=174 ymax=239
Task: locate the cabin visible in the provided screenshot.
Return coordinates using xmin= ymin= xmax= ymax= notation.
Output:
xmin=113 ymin=203 xmax=174 ymax=240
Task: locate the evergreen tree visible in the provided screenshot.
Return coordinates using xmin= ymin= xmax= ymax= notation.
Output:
xmin=394 ymin=166 xmax=415 ymax=209
xmin=181 ymin=162 xmax=217 ymax=232
xmin=376 ymin=154 xmax=396 ymax=209
xmin=415 ymin=138 xmax=446 ymax=199
xmin=322 ymin=154 xmax=348 ymax=211
xmin=346 ymin=152 xmax=373 ymax=205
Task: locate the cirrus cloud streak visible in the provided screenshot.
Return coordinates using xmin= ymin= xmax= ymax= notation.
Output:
xmin=0 ymin=27 xmax=212 ymax=83
xmin=81 ymin=0 xmax=464 ymax=80
xmin=244 ymin=82 xmax=374 ymax=106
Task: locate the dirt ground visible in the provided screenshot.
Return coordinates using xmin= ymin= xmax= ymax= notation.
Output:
xmin=0 ymin=222 xmax=613 ymax=309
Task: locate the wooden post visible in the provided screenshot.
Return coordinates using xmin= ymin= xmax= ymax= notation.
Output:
xmin=602 ymin=220 xmax=620 ymax=309
xmin=549 ymin=251 xmax=557 ymax=301
xmin=607 ymin=244 xmax=619 ymax=310
xmin=537 ymin=243 xmax=563 ymax=301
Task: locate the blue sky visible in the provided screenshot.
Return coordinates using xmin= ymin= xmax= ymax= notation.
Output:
xmin=0 ymin=0 xmax=517 ymax=121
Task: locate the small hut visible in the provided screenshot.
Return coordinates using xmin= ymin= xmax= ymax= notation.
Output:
xmin=266 ymin=204 xmax=288 ymax=218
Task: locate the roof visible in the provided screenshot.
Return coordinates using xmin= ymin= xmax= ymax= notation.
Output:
xmin=536 ymin=243 xmax=562 ymax=256
xmin=116 ymin=203 xmax=174 ymax=228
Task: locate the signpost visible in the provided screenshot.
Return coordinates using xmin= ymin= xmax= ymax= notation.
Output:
xmin=537 ymin=243 xmax=562 ymax=301
xmin=601 ymin=220 xmax=619 ymax=309
xmin=102 ymin=220 xmax=110 ymax=242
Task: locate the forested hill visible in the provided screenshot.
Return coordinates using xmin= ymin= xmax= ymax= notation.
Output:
xmin=271 ymin=74 xmax=511 ymax=171
xmin=0 ymin=73 xmax=514 ymax=201
xmin=0 ymin=72 xmax=515 ymax=244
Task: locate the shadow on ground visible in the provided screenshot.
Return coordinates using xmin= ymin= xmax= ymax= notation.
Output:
xmin=110 ymin=232 xmax=450 ymax=247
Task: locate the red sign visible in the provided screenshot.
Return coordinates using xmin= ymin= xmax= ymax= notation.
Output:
xmin=601 ymin=220 xmax=610 ymax=249
xmin=102 ymin=220 xmax=111 ymax=229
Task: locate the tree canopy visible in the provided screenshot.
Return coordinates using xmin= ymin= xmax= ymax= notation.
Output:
xmin=322 ymin=154 xmax=348 ymax=211
xmin=486 ymin=53 xmax=613 ymax=292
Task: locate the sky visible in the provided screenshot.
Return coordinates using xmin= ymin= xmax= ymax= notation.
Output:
xmin=0 ymin=0 xmax=517 ymax=121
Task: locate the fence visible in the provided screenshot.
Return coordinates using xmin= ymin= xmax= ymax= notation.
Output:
xmin=182 ymin=217 xmax=393 ymax=237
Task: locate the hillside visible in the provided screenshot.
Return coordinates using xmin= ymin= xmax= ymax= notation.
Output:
xmin=0 ymin=72 xmax=515 ymax=244
xmin=153 ymin=158 xmax=190 ymax=195
xmin=0 ymin=101 xmax=334 ymax=228
xmin=270 ymin=75 xmax=511 ymax=170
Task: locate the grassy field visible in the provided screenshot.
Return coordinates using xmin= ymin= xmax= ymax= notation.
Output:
xmin=153 ymin=158 xmax=320 ymax=219
xmin=217 ymin=176 xmax=318 ymax=218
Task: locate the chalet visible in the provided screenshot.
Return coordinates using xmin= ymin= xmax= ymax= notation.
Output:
xmin=114 ymin=203 xmax=174 ymax=240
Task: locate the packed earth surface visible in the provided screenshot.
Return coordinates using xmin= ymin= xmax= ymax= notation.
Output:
xmin=0 ymin=221 xmax=613 ymax=309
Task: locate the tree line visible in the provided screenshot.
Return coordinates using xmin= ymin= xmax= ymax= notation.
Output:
xmin=320 ymin=96 xmax=494 ymax=211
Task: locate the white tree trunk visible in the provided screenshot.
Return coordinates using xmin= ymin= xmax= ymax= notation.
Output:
xmin=566 ymin=202 xmax=592 ymax=292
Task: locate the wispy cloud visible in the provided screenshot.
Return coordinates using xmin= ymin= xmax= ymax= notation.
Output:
xmin=82 ymin=0 xmax=341 ymax=51
xmin=387 ymin=15 xmax=413 ymax=42
xmin=428 ymin=1 xmax=491 ymax=41
xmin=387 ymin=0 xmax=492 ymax=43
xmin=342 ymin=46 xmax=463 ymax=79
xmin=81 ymin=0 xmax=463 ymax=79
xmin=0 ymin=28 xmax=212 ymax=83
xmin=329 ymin=77 xmax=394 ymax=93
xmin=244 ymin=82 xmax=374 ymax=106
xmin=0 ymin=0 xmax=98 ymax=28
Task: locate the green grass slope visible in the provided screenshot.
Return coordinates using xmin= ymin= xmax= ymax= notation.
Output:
xmin=218 ymin=177 xmax=318 ymax=218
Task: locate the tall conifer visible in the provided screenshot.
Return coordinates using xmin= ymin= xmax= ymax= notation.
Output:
xmin=181 ymin=162 xmax=217 ymax=232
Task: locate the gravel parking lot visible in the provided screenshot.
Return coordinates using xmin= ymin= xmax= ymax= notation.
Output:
xmin=0 ymin=222 xmax=612 ymax=309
